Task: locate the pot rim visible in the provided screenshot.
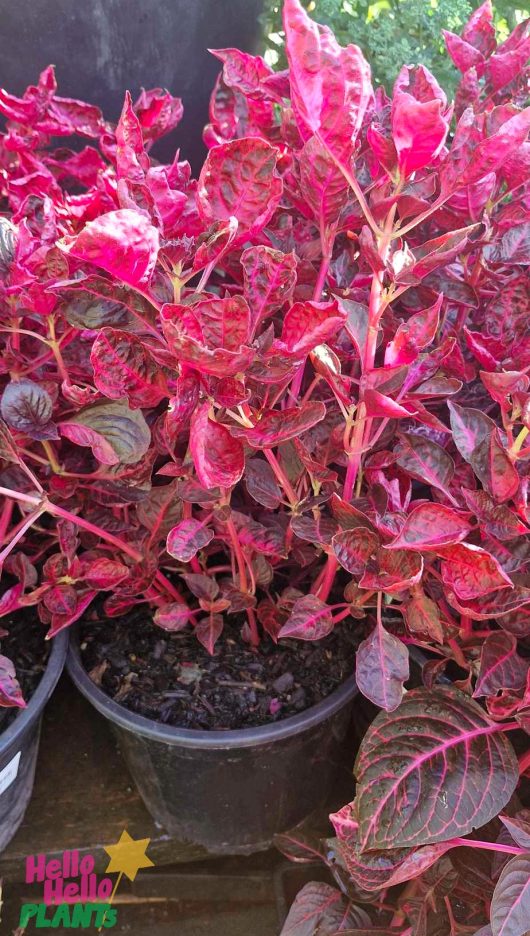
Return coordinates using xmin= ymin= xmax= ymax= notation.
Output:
xmin=0 ymin=627 xmax=68 ymax=754
xmin=67 ymin=627 xmax=358 ymax=750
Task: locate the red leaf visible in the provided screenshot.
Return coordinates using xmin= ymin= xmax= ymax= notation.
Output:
xmin=332 ymin=527 xmax=378 ymax=575
xmin=471 ymin=429 xmax=520 ymax=504
xmin=462 ymin=488 xmax=529 ymax=540
xmin=241 ymin=246 xmax=297 ymax=332
xmin=60 ymin=209 xmax=160 ymax=289
xmin=166 ymin=520 xmax=215 ymax=563
xmin=363 ymin=389 xmax=413 ymax=419
xmin=462 ymin=0 xmax=496 ymax=56
xmin=360 ymin=548 xmax=423 ymax=593
xmin=404 ymin=592 xmax=445 ymax=643
xmin=231 ymin=401 xmax=326 ymax=448
xmin=437 ymin=542 xmax=513 ymax=600
xmin=190 ymin=404 xmax=245 ymax=490
xmin=278 ymin=595 xmax=334 ymax=641
xmin=461 ymin=108 xmax=530 ymax=186
xmin=387 ymin=503 xmax=472 ymax=550
xmin=356 ymin=623 xmax=409 ymax=712
xmin=274 ymin=300 xmax=345 ymax=358
xmin=82 ymin=558 xmax=130 ymax=589
xmin=443 ymin=30 xmax=485 ymax=73
xmin=474 ymin=632 xmax=529 ymax=699
xmin=91 ymin=329 xmax=168 ymax=409
xmin=197 ymin=138 xmax=282 ymax=242
xmin=396 ymin=433 xmax=455 ymax=502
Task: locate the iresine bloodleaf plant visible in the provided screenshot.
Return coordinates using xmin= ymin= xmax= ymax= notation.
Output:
xmin=0 ymin=0 xmax=527 ymax=924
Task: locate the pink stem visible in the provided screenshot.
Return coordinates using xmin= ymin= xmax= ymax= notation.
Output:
xmin=449 ymin=838 xmax=527 ymax=856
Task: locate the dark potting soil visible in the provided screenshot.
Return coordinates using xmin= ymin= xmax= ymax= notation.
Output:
xmin=79 ymin=611 xmax=358 ymax=730
xmin=0 ymin=611 xmax=49 ymax=731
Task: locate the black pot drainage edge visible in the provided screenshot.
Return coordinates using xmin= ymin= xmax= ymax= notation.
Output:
xmin=67 ymin=627 xmax=358 ymax=856
xmin=0 ymin=627 xmax=68 ymax=853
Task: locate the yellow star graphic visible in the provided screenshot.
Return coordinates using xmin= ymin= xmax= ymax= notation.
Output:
xmin=103 ymin=829 xmax=154 ymax=882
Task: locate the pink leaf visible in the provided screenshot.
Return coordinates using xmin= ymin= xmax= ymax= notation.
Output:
xmin=90 ymin=329 xmax=168 ymax=409
xmin=384 ymin=295 xmax=442 ymax=366
xmin=392 ymin=92 xmax=449 ymax=175
xmin=283 ymin=0 xmax=371 ymax=166
xmin=60 ymin=209 xmax=160 ymax=289
xmin=154 ymin=603 xmax=191 ymax=633
xmin=167 ymin=520 xmax=215 ymax=563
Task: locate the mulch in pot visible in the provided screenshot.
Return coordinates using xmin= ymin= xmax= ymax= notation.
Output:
xmin=79 ymin=609 xmax=358 ymax=731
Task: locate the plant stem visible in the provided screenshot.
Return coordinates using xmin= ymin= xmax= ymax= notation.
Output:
xmin=0 ymin=507 xmax=46 ymax=566
xmin=224 ymin=514 xmax=259 ymax=646
xmin=263 ymin=449 xmax=298 ymax=507
xmin=449 ymin=838 xmax=527 ymax=856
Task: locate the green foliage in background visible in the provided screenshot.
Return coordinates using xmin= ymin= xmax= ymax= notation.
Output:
xmin=261 ymin=0 xmax=530 ymax=94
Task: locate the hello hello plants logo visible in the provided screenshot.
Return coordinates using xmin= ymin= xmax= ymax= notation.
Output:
xmin=18 ymin=830 xmax=154 ymax=929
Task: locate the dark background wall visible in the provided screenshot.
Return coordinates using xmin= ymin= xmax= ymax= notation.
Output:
xmin=0 ymin=0 xmax=263 ymax=170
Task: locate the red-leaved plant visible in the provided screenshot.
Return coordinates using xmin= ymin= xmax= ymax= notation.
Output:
xmin=0 ymin=0 xmax=528 ymax=927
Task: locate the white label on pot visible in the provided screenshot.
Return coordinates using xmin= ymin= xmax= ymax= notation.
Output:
xmin=0 ymin=751 xmax=20 ymax=795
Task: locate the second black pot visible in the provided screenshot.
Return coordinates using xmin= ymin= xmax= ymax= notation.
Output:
xmin=67 ymin=631 xmax=358 ymax=855
xmin=0 ymin=628 xmax=68 ymax=853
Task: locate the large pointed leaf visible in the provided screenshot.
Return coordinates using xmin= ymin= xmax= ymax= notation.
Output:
xmin=448 ymin=401 xmax=495 ymax=463
xmin=490 ymin=855 xmax=530 ymax=936
xmin=354 ymin=687 xmax=519 ymax=851
xmin=355 ymin=623 xmax=409 ymax=712
xmin=332 ymin=528 xmax=379 ymax=575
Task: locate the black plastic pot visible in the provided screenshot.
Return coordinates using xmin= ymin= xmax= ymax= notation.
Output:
xmin=0 ymin=0 xmax=263 ymax=171
xmin=0 ymin=629 xmax=68 ymax=852
xmin=67 ymin=632 xmax=358 ymax=855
